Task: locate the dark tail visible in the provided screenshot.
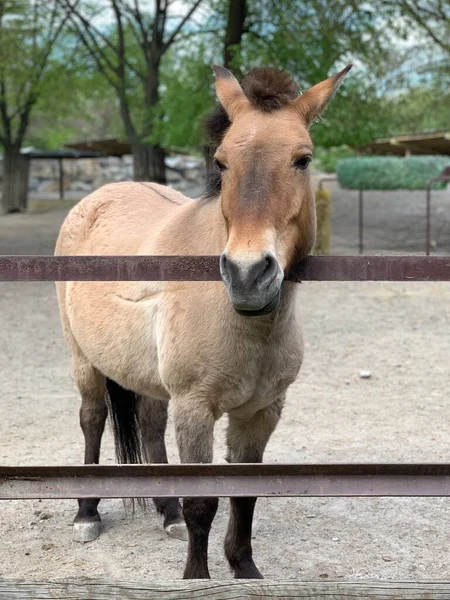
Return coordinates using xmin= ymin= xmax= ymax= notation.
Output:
xmin=105 ymin=378 xmax=143 ymax=465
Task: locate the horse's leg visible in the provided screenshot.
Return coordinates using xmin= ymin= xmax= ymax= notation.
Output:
xmin=173 ymin=401 xmax=218 ymax=579
xmin=72 ymin=356 xmax=108 ymax=543
xmin=224 ymin=398 xmax=284 ymax=579
xmin=136 ymin=395 xmax=186 ymax=540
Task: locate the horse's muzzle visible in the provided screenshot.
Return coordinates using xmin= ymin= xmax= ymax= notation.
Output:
xmin=220 ymin=251 xmax=284 ymax=317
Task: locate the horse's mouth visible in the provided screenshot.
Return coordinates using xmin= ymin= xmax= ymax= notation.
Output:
xmin=233 ymin=289 xmax=281 ymax=317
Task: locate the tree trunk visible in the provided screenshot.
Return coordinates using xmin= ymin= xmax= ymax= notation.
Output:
xmin=1 ymin=149 xmax=30 ymax=214
xmin=131 ymin=140 xmax=166 ymax=184
xmin=224 ymin=0 xmax=247 ymax=71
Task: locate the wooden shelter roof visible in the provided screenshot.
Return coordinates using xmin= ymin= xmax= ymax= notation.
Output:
xmin=359 ymin=131 xmax=450 ymax=156
xmin=65 ymin=138 xmax=131 ymax=157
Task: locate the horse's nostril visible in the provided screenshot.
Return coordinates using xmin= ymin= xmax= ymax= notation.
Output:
xmin=257 ymin=253 xmax=278 ymax=286
xmin=220 ymin=252 xmax=279 ymax=291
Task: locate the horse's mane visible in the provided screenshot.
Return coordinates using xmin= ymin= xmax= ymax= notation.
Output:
xmin=203 ymin=68 xmax=299 ymax=200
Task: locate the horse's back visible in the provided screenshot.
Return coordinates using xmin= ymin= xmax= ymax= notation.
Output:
xmin=55 ymin=181 xmax=191 ymax=257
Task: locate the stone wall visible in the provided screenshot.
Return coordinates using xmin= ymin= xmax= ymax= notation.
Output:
xmin=0 ymin=154 xmax=207 ymax=196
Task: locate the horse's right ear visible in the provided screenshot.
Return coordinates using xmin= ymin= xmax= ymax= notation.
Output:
xmin=212 ymin=65 xmax=249 ymax=121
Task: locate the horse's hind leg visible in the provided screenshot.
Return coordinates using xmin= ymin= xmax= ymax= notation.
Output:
xmin=136 ymin=396 xmax=186 ymax=541
xmin=72 ymin=356 xmax=108 ymax=543
xmin=224 ymin=398 xmax=284 ymax=579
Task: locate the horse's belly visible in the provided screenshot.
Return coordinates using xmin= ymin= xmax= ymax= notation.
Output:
xmin=67 ymin=281 xmax=168 ymax=399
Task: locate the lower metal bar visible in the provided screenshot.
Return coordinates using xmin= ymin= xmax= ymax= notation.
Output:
xmin=2 ymin=464 xmax=450 ymax=499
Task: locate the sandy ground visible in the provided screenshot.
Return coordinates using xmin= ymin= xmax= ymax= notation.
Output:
xmin=0 ymin=182 xmax=450 ymax=582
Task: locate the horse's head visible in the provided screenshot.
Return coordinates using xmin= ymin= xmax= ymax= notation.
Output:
xmin=210 ymin=65 xmax=351 ymax=316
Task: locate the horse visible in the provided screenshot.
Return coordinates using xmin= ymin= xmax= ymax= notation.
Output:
xmin=55 ymin=63 xmax=351 ymax=579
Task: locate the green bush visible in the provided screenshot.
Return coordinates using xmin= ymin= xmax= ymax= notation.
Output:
xmin=336 ymin=156 xmax=450 ymax=190
xmin=315 ymin=146 xmax=356 ymax=173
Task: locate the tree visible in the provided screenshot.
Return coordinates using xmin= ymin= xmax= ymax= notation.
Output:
xmin=223 ymin=0 xmax=246 ymax=72
xmin=58 ymin=0 xmax=205 ymax=183
xmin=157 ymin=0 xmax=395 ymax=152
xmin=0 ymin=0 xmax=76 ymax=213
xmin=395 ymin=0 xmax=450 ymax=54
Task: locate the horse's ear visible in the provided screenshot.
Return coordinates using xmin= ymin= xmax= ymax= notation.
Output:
xmin=212 ymin=65 xmax=249 ymax=121
xmin=291 ymin=64 xmax=352 ymax=126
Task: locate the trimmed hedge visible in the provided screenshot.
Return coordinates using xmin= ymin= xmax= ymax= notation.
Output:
xmin=336 ymin=156 xmax=450 ymax=190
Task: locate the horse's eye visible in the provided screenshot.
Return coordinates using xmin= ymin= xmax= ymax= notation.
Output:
xmin=214 ymin=158 xmax=227 ymax=172
xmin=293 ymin=156 xmax=312 ymax=171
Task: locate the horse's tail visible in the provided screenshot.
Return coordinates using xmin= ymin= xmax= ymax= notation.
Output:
xmin=105 ymin=378 xmax=143 ymax=465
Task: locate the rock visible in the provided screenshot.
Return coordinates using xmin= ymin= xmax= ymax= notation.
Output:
xmin=359 ymin=370 xmax=372 ymax=379
xmin=42 ymin=543 xmax=54 ymax=551
xmin=69 ymin=181 xmax=92 ymax=192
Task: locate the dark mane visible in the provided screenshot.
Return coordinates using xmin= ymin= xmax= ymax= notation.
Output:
xmin=202 ymin=68 xmax=299 ymax=200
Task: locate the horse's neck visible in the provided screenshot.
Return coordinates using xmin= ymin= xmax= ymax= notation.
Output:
xmin=156 ymin=195 xmax=227 ymax=255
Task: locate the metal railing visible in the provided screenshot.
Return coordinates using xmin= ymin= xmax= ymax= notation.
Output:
xmin=0 ymin=253 xmax=449 ymax=500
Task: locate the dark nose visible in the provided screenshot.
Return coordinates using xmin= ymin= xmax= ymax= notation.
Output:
xmin=220 ymin=252 xmax=279 ymax=291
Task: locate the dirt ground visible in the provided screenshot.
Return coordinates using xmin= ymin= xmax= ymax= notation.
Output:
xmin=0 ymin=182 xmax=450 ymax=582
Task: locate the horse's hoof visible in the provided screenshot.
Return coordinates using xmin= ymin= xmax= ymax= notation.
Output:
xmin=73 ymin=520 xmax=101 ymax=543
xmin=165 ymin=520 xmax=188 ymax=541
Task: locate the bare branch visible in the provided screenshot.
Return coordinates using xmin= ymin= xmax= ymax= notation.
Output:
xmin=400 ymin=0 xmax=450 ymax=53
xmin=59 ymin=0 xmax=145 ymax=79
xmin=162 ymin=0 xmax=203 ymax=53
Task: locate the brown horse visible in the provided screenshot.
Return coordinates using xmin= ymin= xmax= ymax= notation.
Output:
xmin=55 ymin=64 xmax=351 ymax=579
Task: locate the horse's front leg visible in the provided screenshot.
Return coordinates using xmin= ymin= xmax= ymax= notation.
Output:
xmin=224 ymin=397 xmax=284 ymax=579
xmin=172 ymin=399 xmax=218 ymax=579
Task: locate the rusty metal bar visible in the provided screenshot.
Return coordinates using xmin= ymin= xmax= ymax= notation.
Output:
xmin=0 ymin=255 xmax=449 ymax=282
xmin=2 ymin=464 xmax=450 ymax=499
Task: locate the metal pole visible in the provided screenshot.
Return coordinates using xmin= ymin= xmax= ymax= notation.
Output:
xmin=58 ymin=157 xmax=64 ymax=201
xmin=359 ymin=189 xmax=364 ymax=254
xmin=426 ymin=184 xmax=431 ymax=256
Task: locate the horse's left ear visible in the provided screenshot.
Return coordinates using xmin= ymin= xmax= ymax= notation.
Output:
xmin=291 ymin=64 xmax=352 ymax=126
xmin=212 ymin=65 xmax=250 ymax=121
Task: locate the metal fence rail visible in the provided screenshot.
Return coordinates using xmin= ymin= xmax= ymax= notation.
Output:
xmin=0 ymin=254 xmax=450 ymax=281
xmin=3 ymin=464 xmax=450 ymax=500
xmin=1 ymin=256 xmax=449 ymax=502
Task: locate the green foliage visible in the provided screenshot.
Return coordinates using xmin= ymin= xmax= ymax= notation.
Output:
xmin=388 ymin=86 xmax=450 ymax=135
xmin=336 ymin=156 xmax=450 ymax=190
xmin=310 ymin=75 xmax=391 ymax=149
xmin=315 ymin=146 xmax=356 ymax=173
xmin=27 ymin=56 xmax=124 ymax=149
xmin=149 ymin=47 xmax=217 ymax=149
xmin=2 ymin=0 xmax=450 ymax=159
xmin=242 ymin=0 xmax=387 ymax=85
xmin=0 ymin=0 xmax=72 ymax=148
